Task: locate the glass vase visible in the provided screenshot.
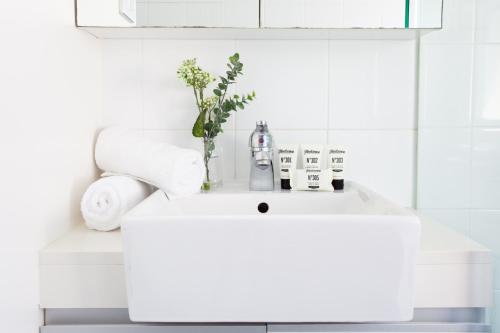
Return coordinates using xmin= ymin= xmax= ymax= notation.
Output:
xmin=202 ymin=138 xmax=223 ymax=191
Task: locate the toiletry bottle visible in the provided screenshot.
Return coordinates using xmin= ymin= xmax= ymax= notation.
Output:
xmin=277 ymin=145 xmax=298 ymax=190
xmin=328 ymin=147 xmax=346 ymax=190
xmin=291 ymin=169 xmax=334 ymax=192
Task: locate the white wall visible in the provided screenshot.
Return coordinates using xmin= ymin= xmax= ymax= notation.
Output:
xmin=417 ymin=0 xmax=500 ymax=330
xmin=103 ymin=38 xmax=417 ymax=206
xmin=0 ymin=1 xmax=102 ymax=332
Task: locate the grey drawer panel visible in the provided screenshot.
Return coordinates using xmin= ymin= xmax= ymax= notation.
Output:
xmin=268 ymin=323 xmax=490 ymax=333
xmin=45 ymin=309 xmax=132 ymax=325
xmin=42 ymin=325 xmax=266 ymax=333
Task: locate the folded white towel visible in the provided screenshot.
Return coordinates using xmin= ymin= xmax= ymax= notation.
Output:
xmin=81 ymin=176 xmax=152 ymax=231
xmin=95 ymin=127 xmax=204 ymax=197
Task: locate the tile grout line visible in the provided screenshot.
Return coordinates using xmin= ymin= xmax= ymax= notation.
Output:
xmin=326 ymin=39 xmax=331 ymax=144
xmin=141 ymin=38 xmax=145 ymax=135
xmin=233 ymin=38 xmax=239 ymax=180
xmin=413 ymin=37 xmax=421 ymax=210
xmin=142 ymin=128 xmax=420 ymax=132
xmin=468 ymin=0 xmax=477 ymax=234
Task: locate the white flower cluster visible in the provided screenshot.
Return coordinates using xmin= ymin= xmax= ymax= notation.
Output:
xmin=177 ymin=58 xmax=215 ymax=89
xmin=201 ymin=96 xmax=218 ymax=111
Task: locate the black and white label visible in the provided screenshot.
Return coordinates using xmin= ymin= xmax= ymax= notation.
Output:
xmin=328 ymin=147 xmax=346 ymax=181
xmin=302 ymin=145 xmax=323 ymax=170
xmin=277 ymin=145 xmax=298 ymax=181
xmin=292 ymin=169 xmax=334 ymax=192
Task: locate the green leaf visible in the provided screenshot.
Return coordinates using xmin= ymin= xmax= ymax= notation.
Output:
xmin=229 ymin=53 xmax=239 ymax=64
xmin=213 ymin=89 xmax=221 ymax=96
xmin=192 ymin=111 xmax=206 ymax=137
xmin=204 ymin=122 xmax=214 ymax=134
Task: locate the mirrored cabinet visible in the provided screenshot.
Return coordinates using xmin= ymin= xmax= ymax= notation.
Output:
xmin=77 ymin=0 xmax=259 ymax=27
xmin=261 ymin=0 xmax=442 ymax=28
xmin=76 ymin=0 xmax=442 ymax=31
xmin=261 ymin=0 xmax=405 ymax=28
xmin=136 ymin=0 xmax=259 ymax=28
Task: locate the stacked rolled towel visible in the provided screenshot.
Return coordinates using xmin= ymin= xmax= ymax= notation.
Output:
xmin=95 ymin=127 xmax=204 ymax=198
xmin=80 ymin=127 xmax=204 ymax=231
xmin=81 ymin=176 xmax=153 ymax=231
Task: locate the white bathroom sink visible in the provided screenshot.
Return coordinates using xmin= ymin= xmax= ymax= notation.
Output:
xmin=121 ymin=182 xmax=420 ymax=323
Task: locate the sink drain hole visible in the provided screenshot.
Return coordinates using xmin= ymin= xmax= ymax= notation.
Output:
xmin=257 ymin=202 xmax=269 ymax=214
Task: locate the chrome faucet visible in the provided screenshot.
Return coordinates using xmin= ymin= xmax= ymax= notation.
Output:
xmin=249 ymin=121 xmax=274 ymax=191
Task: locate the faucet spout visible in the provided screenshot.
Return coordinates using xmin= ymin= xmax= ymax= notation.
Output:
xmin=249 ymin=121 xmax=274 ymax=191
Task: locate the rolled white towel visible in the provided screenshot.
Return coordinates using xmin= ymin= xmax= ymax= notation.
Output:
xmin=95 ymin=127 xmax=204 ymax=197
xmin=81 ymin=176 xmax=152 ymax=231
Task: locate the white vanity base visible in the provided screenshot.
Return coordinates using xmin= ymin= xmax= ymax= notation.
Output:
xmin=39 ymin=220 xmax=492 ymax=309
xmin=39 ymin=208 xmax=492 ymax=331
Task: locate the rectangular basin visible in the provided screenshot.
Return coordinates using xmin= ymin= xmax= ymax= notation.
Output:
xmin=121 ymin=182 xmax=420 ymax=323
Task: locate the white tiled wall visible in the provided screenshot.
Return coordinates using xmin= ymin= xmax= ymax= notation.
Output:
xmin=329 ymin=41 xmax=416 ymax=129
xmin=234 ymin=40 xmax=329 ymax=130
xmin=419 ymin=44 xmax=473 ymax=128
xmin=473 ymin=45 xmax=500 ymax=127
xmin=418 ymin=128 xmax=471 ymax=209
xmin=417 ymin=0 xmax=500 ymax=331
xmin=102 ymin=38 xmax=417 ymax=206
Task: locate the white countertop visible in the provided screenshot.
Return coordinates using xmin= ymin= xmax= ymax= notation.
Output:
xmin=39 ymin=181 xmax=491 ymax=266
xmin=40 ymin=217 xmax=491 ymax=266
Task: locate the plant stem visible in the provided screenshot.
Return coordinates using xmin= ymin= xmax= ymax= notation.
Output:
xmin=205 ymin=161 xmax=210 ymax=184
xmin=193 ymin=87 xmax=201 ymax=111
xmin=203 ymin=138 xmax=212 ymax=190
xmin=207 ymin=86 xmax=229 ymax=140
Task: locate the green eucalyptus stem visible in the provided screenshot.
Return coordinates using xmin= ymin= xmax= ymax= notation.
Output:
xmin=208 ymin=86 xmax=228 ymax=140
